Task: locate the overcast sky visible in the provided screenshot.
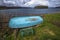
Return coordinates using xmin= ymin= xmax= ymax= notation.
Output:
xmin=0 ymin=0 xmax=60 ymax=7
xmin=0 ymin=0 xmax=49 ymax=7
xmin=20 ymin=0 xmax=48 ymax=7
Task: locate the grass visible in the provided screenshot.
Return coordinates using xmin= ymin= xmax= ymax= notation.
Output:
xmin=1 ymin=13 xmax=60 ymax=40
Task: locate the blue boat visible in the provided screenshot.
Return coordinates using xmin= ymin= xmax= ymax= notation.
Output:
xmin=9 ymin=16 xmax=43 ymax=28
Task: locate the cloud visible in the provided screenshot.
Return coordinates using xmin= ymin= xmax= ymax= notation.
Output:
xmin=20 ymin=0 xmax=48 ymax=7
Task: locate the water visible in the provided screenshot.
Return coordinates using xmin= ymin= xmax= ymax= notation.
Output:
xmin=0 ymin=8 xmax=60 ymax=15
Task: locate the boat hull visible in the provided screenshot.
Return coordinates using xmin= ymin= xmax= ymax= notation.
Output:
xmin=9 ymin=16 xmax=43 ymax=28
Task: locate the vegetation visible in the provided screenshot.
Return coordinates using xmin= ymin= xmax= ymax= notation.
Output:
xmin=0 ymin=13 xmax=60 ymax=40
xmin=35 ymin=6 xmax=48 ymax=9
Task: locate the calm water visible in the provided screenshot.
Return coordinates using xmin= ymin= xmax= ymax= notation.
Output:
xmin=0 ymin=8 xmax=60 ymax=15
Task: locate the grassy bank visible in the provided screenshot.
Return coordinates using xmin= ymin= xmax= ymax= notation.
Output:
xmin=0 ymin=13 xmax=60 ymax=40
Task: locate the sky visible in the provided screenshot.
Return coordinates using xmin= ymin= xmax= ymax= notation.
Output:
xmin=19 ymin=0 xmax=48 ymax=7
xmin=0 ymin=0 xmax=60 ymax=7
xmin=0 ymin=0 xmax=48 ymax=7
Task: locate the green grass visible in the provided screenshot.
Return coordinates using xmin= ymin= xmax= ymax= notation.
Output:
xmin=18 ymin=13 xmax=60 ymax=40
xmin=1 ymin=13 xmax=60 ymax=40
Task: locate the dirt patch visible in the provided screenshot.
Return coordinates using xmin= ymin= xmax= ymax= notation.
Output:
xmin=43 ymin=29 xmax=56 ymax=36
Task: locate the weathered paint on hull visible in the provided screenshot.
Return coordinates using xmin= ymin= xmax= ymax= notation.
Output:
xmin=9 ymin=16 xmax=43 ymax=28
